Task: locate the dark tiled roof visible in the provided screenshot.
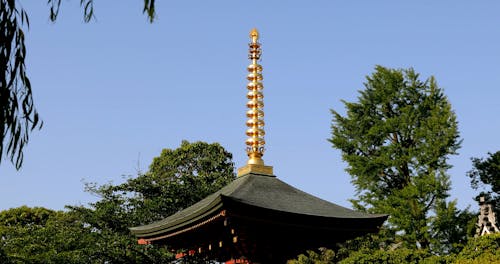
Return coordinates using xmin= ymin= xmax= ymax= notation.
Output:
xmin=130 ymin=173 xmax=386 ymax=237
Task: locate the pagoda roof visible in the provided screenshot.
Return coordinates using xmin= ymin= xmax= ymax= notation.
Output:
xmin=130 ymin=173 xmax=386 ymax=238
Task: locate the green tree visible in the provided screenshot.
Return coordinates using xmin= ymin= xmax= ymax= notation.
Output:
xmin=0 ymin=0 xmax=156 ymax=169
xmin=454 ymin=233 xmax=500 ymax=263
xmin=287 ymin=248 xmax=336 ymax=264
xmin=0 ymin=206 xmax=96 ymax=263
xmin=330 ymin=66 xmax=462 ymax=251
xmin=467 ymin=151 xmax=500 ymax=217
xmin=68 ymin=140 xmax=236 ymax=263
xmin=288 ymin=234 xmax=500 ymax=264
xmin=126 ymin=140 xmax=236 ymax=223
xmin=430 ymin=200 xmax=476 ymax=254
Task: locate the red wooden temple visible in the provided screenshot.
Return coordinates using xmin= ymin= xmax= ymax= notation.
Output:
xmin=130 ymin=29 xmax=387 ymax=263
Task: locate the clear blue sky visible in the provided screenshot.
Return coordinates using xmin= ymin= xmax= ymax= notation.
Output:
xmin=1 ymin=1 xmax=499 ymax=212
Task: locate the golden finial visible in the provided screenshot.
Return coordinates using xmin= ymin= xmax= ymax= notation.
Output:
xmin=250 ymin=28 xmax=259 ymax=43
xmin=237 ymin=28 xmax=273 ymax=177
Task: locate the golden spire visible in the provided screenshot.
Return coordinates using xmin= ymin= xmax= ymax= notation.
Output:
xmin=238 ymin=28 xmax=273 ymax=177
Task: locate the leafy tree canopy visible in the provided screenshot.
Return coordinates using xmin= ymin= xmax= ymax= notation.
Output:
xmin=0 ymin=206 xmax=96 ymax=263
xmin=68 ymin=140 xmax=236 ymax=263
xmin=455 ymin=233 xmax=500 ymax=263
xmin=287 ymin=234 xmax=500 ymax=264
xmin=0 ymin=0 xmax=156 ymax=169
xmin=330 ymin=65 xmax=464 ymax=251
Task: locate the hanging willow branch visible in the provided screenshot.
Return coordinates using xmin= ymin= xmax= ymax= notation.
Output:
xmin=0 ymin=0 xmax=156 ymax=170
xmin=47 ymin=0 xmax=156 ymax=23
xmin=0 ymin=0 xmax=41 ymax=169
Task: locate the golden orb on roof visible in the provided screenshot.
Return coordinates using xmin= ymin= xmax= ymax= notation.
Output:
xmin=250 ymin=28 xmax=259 ymax=43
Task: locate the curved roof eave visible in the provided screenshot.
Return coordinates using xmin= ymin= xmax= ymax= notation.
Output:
xmin=130 ymin=173 xmax=388 ymax=238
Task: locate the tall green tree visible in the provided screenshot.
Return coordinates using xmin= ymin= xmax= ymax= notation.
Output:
xmin=330 ymin=65 xmax=462 ymax=251
xmin=467 ymin=151 xmax=500 ymax=217
xmin=0 ymin=0 xmax=156 ymax=169
xmin=68 ymin=140 xmax=236 ymax=263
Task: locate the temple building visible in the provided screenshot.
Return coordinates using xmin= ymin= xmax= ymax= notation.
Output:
xmin=130 ymin=29 xmax=387 ymax=263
